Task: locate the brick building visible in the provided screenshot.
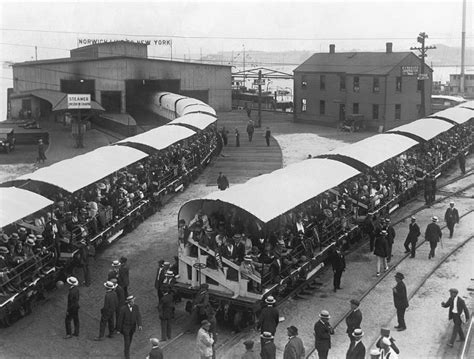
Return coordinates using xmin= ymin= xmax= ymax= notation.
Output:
xmin=293 ymin=43 xmax=432 ymax=130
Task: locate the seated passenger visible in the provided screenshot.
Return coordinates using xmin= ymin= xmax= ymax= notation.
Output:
xmin=189 ymin=210 xmax=210 ymax=230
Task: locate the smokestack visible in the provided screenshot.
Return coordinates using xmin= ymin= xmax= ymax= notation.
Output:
xmin=386 ymin=42 xmax=393 ymax=53
xmin=329 ymin=44 xmax=335 ymax=54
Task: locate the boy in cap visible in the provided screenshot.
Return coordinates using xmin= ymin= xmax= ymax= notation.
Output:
xmin=284 ymin=326 xmax=305 ymax=359
xmin=393 ymin=273 xmax=408 ymax=331
xmin=441 ymin=288 xmax=470 ymax=347
xmin=242 ymin=339 xmax=259 ymax=359
xmin=346 ymin=329 xmax=365 ymax=359
xmin=64 ymin=276 xmax=80 ymax=339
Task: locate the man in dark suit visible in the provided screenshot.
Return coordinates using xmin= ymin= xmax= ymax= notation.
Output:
xmin=185 ymin=283 xmax=210 ymax=333
xmin=64 ymin=276 xmax=80 ymax=339
xmin=147 ymin=338 xmax=163 ymax=359
xmin=313 ymin=310 xmax=334 ymax=359
xmin=426 ymin=216 xmax=442 ymax=259
xmin=108 ymin=259 xmax=120 ymax=281
xmin=154 ymin=260 xmax=168 ymax=305
xmin=117 ymin=295 xmax=142 ymax=359
xmin=346 ymin=329 xmax=365 ymax=359
xmin=95 ymin=281 xmax=118 ymax=340
xmin=158 ymin=287 xmax=174 ymax=341
xmin=257 ymin=296 xmax=279 ymax=336
xmin=260 ymin=332 xmax=276 ymax=359
xmin=385 ymin=218 xmax=396 ymax=263
xmin=404 ymin=216 xmax=420 ymax=258
xmin=345 ymin=299 xmax=362 ymax=343
xmin=442 ymin=288 xmax=470 ymax=347
xmin=118 ymin=256 xmax=130 ymax=298
xmin=393 ymin=272 xmax=409 ymax=331
xmin=444 ymin=202 xmax=460 ymax=238
xmin=330 ymin=246 xmax=345 ymax=292
xmin=110 ymin=278 xmax=125 ymax=333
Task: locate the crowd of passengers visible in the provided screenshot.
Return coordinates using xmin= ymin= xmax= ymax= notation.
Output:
xmin=0 ymin=128 xmax=218 ymax=296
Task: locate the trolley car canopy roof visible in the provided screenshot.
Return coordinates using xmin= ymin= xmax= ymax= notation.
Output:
xmin=320 ymin=133 xmax=418 ymax=168
xmin=180 ymin=104 xmax=217 ymax=117
xmin=117 ymin=125 xmax=196 ymax=150
xmin=428 ymin=106 xmax=474 ymax=124
xmin=387 ymin=118 xmax=454 ymax=141
xmin=167 ymin=113 xmax=217 ymax=130
xmin=461 ymin=100 xmax=474 ymax=110
xmin=16 ymin=146 xmax=147 ymax=193
xmin=181 ymin=158 xmax=359 ymax=223
xmin=0 ymin=188 xmax=53 ymax=228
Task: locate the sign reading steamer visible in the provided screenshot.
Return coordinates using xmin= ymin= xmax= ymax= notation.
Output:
xmin=67 ymin=94 xmax=91 ymax=109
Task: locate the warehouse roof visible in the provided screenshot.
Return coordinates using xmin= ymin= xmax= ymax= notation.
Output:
xmin=294 ymin=51 xmax=430 ymax=75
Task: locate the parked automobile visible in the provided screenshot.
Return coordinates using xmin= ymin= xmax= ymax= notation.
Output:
xmin=0 ymin=128 xmax=15 ymax=153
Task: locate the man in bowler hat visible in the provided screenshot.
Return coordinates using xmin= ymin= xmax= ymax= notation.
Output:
xmin=117 ymin=295 xmax=142 ymax=359
xmin=313 ymin=310 xmax=334 ymax=359
xmin=393 ymin=272 xmax=409 ymax=331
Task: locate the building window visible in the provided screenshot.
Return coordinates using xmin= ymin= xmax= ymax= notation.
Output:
xmin=353 ymin=103 xmax=359 ymax=114
xmin=353 ymin=76 xmax=360 ymax=92
xmin=373 ymin=77 xmax=380 ymax=92
xmin=395 ymin=104 xmax=401 ymax=120
xmin=396 ymin=77 xmax=402 ymax=92
xmin=320 ymin=75 xmax=326 ymax=90
xmin=320 ymin=100 xmax=325 ymax=115
xmin=340 ymin=75 xmax=346 ymax=91
xmin=417 ymin=80 xmax=423 ymax=92
xmin=301 ymin=98 xmax=307 ymax=112
xmin=372 ymin=104 xmax=379 ymax=120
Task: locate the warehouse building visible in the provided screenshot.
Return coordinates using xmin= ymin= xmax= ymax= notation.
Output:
xmin=10 ymin=41 xmax=231 ymax=127
xmin=293 ymin=43 xmax=433 ymax=131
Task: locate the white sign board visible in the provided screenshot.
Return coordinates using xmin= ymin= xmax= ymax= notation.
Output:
xmin=67 ymin=94 xmax=91 ymax=109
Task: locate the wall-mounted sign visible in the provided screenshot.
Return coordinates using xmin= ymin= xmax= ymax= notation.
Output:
xmin=401 ymin=66 xmax=419 ymax=76
xmin=417 ymin=73 xmax=429 ymax=80
xmin=67 ymin=94 xmax=91 ymax=109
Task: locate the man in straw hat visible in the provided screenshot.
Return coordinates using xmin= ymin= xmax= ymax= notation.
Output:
xmin=257 ymin=296 xmax=279 ymax=338
xmin=108 ymin=259 xmax=121 ymax=281
xmin=425 ymin=216 xmax=442 ymax=259
xmin=346 ymin=328 xmax=365 ymax=359
xmin=117 ymin=295 xmax=142 ymax=359
xmin=283 ymin=325 xmax=305 ymax=359
xmin=94 ymin=281 xmax=118 ymax=341
xmin=313 ymin=310 xmax=334 ymax=359
xmin=393 ymin=272 xmax=409 ymax=331
xmin=260 ymin=332 xmax=276 ymax=359
xmin=378 ymin=336 xmax=399 ymax=359
xmin=441 ymin=288 xmax=470 ymax=347
xmin=64 ymin=276 xmax=80 ymax=339
xmin=404 ymin=216 xmax=420 ymax=258
xmin=146 ymin=338 xmax=163 ymax=359
xmin=196 ymin=319 xmax=214 ymax=359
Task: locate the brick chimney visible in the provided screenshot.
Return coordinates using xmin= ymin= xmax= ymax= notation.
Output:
xmin=329 ymin=44 xmax=335 ymax=54
xmin=386 ymin=42 xmax=393 ymax=53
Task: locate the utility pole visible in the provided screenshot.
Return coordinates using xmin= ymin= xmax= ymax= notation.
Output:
xmin=410 ymin=32 xmax=436 ymax=118
xmin=460 ymin=0 xmax=467 ymax=95
xmin=257 ymin=69 xmax=262 ymax=128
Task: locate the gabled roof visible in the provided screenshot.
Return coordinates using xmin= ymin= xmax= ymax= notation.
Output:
xmin=295 ymin=51 xmax=429 ymax=75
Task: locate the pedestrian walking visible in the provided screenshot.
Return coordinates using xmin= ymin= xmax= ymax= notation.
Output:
xmin=260 ymin=332 xmax=276 ymax=359
xmin=441 ymin=288 xmax=470 ymax=347
xmin=246 ymin=120 xmax=255 ymax=142
xmin=375 ymin=328 xmax=400 ymax=354
xmin=385 ymin=218 xmax=395 ymax=263
xmin=374 ymin=230 xmax=389 ymax=276
xmin=330 ymin=245 xmax=345 ymax=292
xmin=158 ymin=287 xmax=174 ymax=341
xmin=283 ymin=326 xmax=305 ymax=359
xmin=221 ymin=126 xmax=228 ymax=146
xmin=458 ymin=151 xmax=466 ymax=174
xmin=64 ymin=276 xmax=80 ymax=339
xmin=313 ymin=310 xmax=334 ymax=359
xmin=257 ymin=296 xmax=279 ymax=338
xmin=118 ymin=256 xmax=130 ymax=298
xmin=117 ymin=295 xmax=142 ymax=359
xmin=425 ymin=216 xmax=442 ymax=259
xmin=95 ymin=281 xmax=118 ymax=341
xmin=197 ymin=319 xmax=214 ymax=359
xmin=235 ymin=128 xmax=240 ymax=147
xmin=241 ymin=339 xmax=259 ymax=359
xmin=378 ymin=337 xmax=399 ymax=359
xmin=217 ymin=172 xmax=229 ymax=191
xmin=37 ymin=139 xmax=47 ymax=163
xmin=264 ymin=127 xmax=271 ymax=147
xmin=403 ymin=216 xmax=420 ymax=258
xmin=346 ymin=299 xmax=362 ymax=343
xmin=109 ymin=278 xmax=125 ymax=333
xmin=346 ymin=328 xmax=365 ymax=359
xmin=147 ymin=338 xmax=163 ymax=359
xmin=444 ymin=201 xmax=460 ymax=238
xmin=393 ymin=272 xmax=408 ymax=331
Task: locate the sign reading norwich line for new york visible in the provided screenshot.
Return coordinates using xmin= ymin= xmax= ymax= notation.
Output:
xmin=67 ymin=94 xmax=91 ymax=109
xmin=77 ymin=38 xmax=172 ymax=46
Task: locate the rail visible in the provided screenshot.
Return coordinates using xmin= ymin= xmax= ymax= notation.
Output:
xmin=461 ymin=313 xmax=474 ymax=359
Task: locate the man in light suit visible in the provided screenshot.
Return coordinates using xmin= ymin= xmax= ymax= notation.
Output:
xmin=117 ymin=295 xmax=142 ymax=359
xmin=442 ymin=288 xmax=470 ymax=347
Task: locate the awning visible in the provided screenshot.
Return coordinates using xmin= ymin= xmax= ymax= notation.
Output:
xmin=0 ymin=188 xmax=53 ymax=228
xmin=52 ymin=96 xmax=105 ymax=111
xmin=319 ymin=133 xmax=419 ymax=168
xmin=176 ymin=98 xmax=204 ymax=116
xmin=167 ymin=113 xmax=217 ymax=130
xmin=387 ymin=118 xmax=454 ymax=141
xmin=180 ymin=158 xmax=360 ymax=224
xmin=428 ymin=106 xmax=474 ymax=124
xmin=117 ymin=125 xmax=196 ymax=151
xmin=16 ymin=146 xmax=147 ymax=193
xmin=181 ymin=104 xmax=217 ymax=117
